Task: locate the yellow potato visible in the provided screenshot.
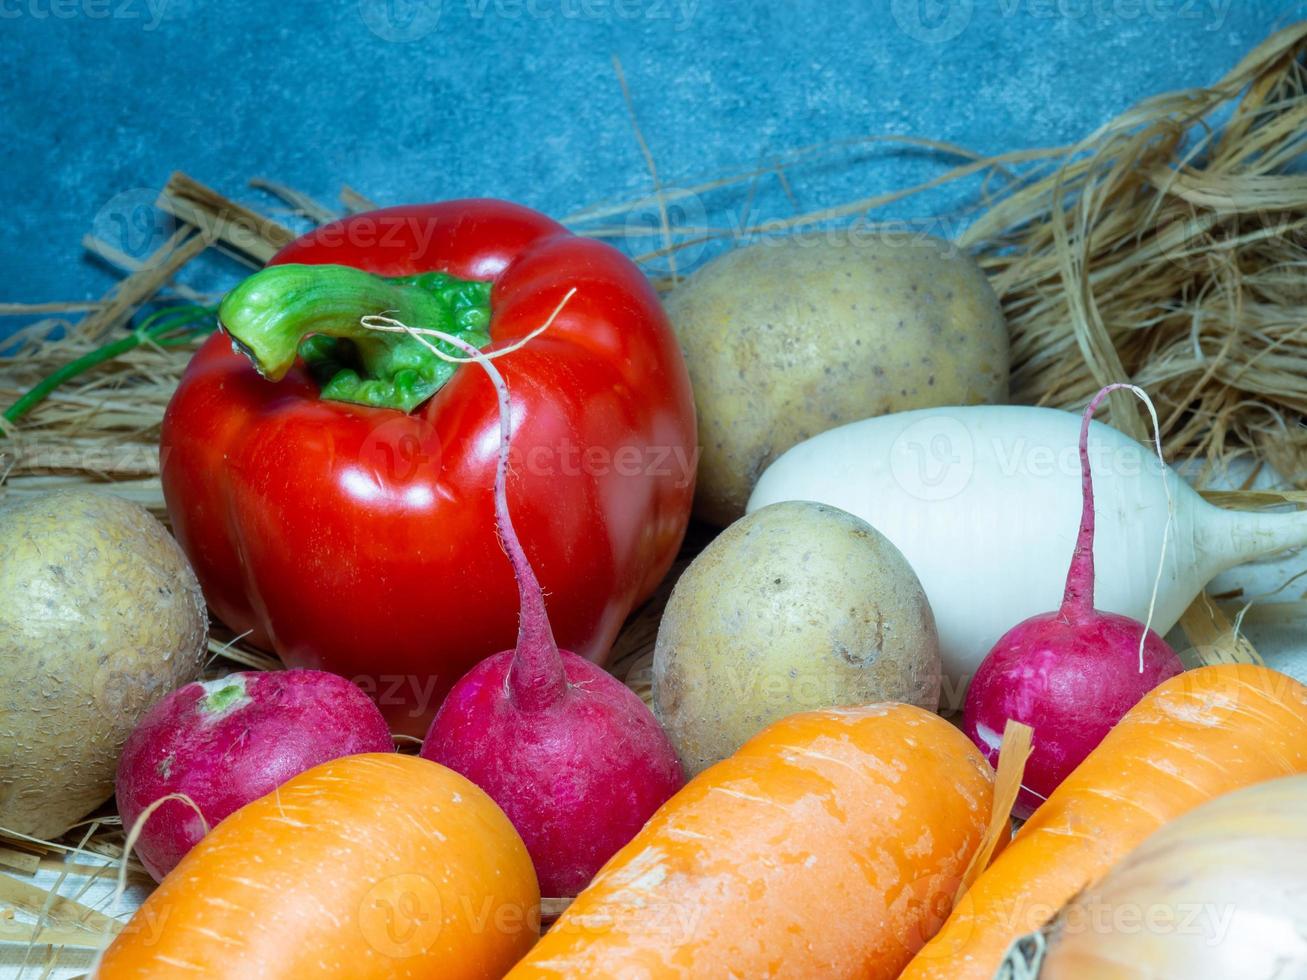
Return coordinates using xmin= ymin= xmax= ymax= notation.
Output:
xmin=653 ymin=501 xmax=941 ymax=777
xmin=0 ymin=491 xmax=207 ymax=838
xmin=666 ymin=233 xmax=1008 ymax=525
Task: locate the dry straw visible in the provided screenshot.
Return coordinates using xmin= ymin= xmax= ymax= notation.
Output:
xmin=1 ymin=19 xmax=1306 ymax=959
xmin=969 ymin=23 xmax=1307 ymax=485
xmin=5 ymin=26 xmax=1307 ymax=510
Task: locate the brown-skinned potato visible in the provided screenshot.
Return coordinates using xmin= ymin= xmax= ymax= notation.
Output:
xmin=666 ymin=233 xmax=1008 ymax=525
xmin=653 ymin=501 xmax=941 ymax=777
xmin=0 ymin=491 xmax=207 ymax=838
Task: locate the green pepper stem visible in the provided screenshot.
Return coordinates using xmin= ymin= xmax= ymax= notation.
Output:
xmin=219 ymin=265 xmax=439 ymax=381
xmin=218 ymin=264 xmax=492 ymax=413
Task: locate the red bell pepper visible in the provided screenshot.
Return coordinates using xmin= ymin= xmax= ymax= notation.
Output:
xmin=161 ymin=200 xmax=696 ymax=735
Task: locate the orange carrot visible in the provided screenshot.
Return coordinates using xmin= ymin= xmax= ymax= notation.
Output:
xmin=96 ymin=754 xmax=538 ymax=979
xmin=900 ymin=663 xmax=1307 ymax=980
xmin=507 ymin=703 xmax=994 ymax=979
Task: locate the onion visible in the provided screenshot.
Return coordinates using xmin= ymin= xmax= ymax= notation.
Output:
xmin=1041 ymin=774 xmax=1307 ymax=978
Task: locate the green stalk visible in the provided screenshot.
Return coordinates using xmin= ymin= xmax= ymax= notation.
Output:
xmin=218 ymin=264 xmax=492 ymax=413
xmin=2 ymin=304 xmax=217 ymax=427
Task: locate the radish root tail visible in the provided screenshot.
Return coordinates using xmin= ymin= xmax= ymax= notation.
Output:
xmin=1075 ymin=383 xmax=1175 ymax=672
xmin=361 ymin=288 xmax=577 ymax=709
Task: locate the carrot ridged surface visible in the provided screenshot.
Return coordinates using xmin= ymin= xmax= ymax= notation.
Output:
xmin=97 ymin=753 xmax=539 ymax=979
xmin=508 ymin=703 xmax=994 ymax=979
xmin=901 ymin=663 xmax=1307 ymax=980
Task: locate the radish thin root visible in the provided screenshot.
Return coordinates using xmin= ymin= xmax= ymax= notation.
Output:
xmin=405 ymin=286 xmax=686 ymax=895
xmin=362 ymin=287 xmax=577 ymax=710
xmin=1076 ymin=383 xmax=1175 ymax=672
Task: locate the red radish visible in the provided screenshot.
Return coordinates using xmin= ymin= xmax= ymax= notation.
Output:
xmin=366 ymin=309 xmax=685 ymax=896
xmin=963 ymin=383 xmax=1184 ymax=819
xmin=116 ymin=669 xmax=392 ymax=881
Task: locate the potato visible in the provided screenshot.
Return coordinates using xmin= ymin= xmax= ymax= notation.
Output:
xmin=652 ymin=500 xmax=941 ymax=776
xmin=666 ymin=233 xmax=1008 ymax=525
xmin=0 ymin=491 xmax=207 ymax=838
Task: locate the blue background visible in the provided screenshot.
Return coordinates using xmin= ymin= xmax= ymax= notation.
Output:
xmin=1 ymin=0 xmax=1304 ymax=329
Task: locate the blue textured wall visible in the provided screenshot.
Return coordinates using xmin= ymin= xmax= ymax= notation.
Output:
xmin=1 ymin=0 xmax=1303 ymax=324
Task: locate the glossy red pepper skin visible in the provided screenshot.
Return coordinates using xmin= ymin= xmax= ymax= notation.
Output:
xmin=161 ymin=200 xmax=696 ymax=735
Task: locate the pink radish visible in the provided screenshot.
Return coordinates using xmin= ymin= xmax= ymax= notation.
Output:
xmin=963 ymin=383 xmax=1184 ymax=819
xmin=365 ymin=308 xmax=684 ymax=897
xmin=116 ymin=668 xmax=393 ymax=881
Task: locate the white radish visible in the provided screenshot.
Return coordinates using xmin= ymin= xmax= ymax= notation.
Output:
xmin=746 ymin=404 xmax=1307 ymax=699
